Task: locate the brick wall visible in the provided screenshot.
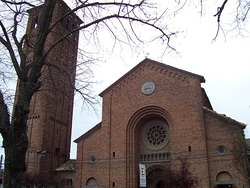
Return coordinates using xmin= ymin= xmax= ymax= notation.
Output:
xmin=75 ymin=59 xmax=248 ymax=188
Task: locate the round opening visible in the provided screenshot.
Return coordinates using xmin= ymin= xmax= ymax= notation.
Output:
xmin=141 ymin=119 xmax=169 ymax=150
xmin=89 ymin=155 xmax=96 ymax=164
xmin=217 ymin=145 xmax=226 ymax=155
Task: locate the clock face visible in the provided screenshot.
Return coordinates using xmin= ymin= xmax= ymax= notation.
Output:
xmin=141 ymin=81 xmax=155 ymax=95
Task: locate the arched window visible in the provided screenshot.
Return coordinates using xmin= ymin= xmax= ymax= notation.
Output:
xmin=85 ymin=177 xmax=98 ymax=188
xmin=214 ymin=171 xmax=234 ymax=187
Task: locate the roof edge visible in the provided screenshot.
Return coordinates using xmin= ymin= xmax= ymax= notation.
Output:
xmin=74 ymin=122 xmax=102 ymax=143
xmin=99 ymin=58 xmax=205 ymax=97
xmin=54 ymin=159 xmax=76 ymax=172
xmin=203 ymin=107 xmax=246 ymax=128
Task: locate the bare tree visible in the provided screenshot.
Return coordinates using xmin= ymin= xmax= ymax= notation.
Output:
xmin=0 ymin=0 xmax=177 ymax=187
xmin=209 ymin=0 xmax=250 ymax=39
xmin=159 ymin=157 xmax=199 ymax=188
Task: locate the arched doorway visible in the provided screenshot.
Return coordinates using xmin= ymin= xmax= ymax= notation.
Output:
xmin=126 ymin=106 xmax=174 ymax=187
xmin=147 ymin=168 xmax=165 ymax=188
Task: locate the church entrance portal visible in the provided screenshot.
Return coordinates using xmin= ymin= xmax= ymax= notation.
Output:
xmin=147 ymin=168 xmax=165 ymax=188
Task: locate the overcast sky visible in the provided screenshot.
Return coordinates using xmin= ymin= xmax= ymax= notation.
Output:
xmin=70 ymin=2 xmax=250 ymax=159
xmin=71 ymin=38 xmax=250 ymax=159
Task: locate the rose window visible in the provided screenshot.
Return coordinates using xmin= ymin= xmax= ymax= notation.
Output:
xmin=147 ymin=125 xmax=167 ymax=146
xmin=141 ymin=120 xmax=169 ymax=150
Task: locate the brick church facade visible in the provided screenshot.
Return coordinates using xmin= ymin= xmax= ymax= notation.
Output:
xmin=74 ymin=58 xmax=249 ymax=188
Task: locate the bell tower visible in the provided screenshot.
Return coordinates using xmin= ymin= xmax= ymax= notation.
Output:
xmin=23 ymin=0 xmax=82 ymax=181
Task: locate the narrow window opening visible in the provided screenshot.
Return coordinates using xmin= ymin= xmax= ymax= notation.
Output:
xmin=113 ymin=152 xmax=115 ymax=158
xmin=33 ymin=16 xmax=38 ymax=29
xmin=112 ymin=182 xmax=115 ymax=187
xmin=188 ymin=146 xmax=192 ymax=152
xmin=67 ymin=179 xmax=73 ymax=186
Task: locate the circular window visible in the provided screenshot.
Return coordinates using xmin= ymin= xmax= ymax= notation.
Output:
xmin=141 ymin=120 xmax=169 ymax=150
xmin=89 ymin=155 xmax=97 ymax=164
xmin=217 ymin=145 xmax=226 ymax=155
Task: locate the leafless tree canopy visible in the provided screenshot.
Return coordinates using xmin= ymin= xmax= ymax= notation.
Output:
xmin=208 ymin=0 xmax=250 ymax=39
xmin=0 ymin=0 xmax=179 ymax=106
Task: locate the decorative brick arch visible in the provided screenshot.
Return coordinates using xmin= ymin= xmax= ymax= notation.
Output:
xmin=146 ymin=165 xmax=166 ymax=188
xmin=85 ymin=177 xmax=98 ymax=187
xmin=216 ymin=171 xmax=233 ymax=182
xmin=213 ymin=171 xmax=235 ymax=187
xmin=146 ymin=164 xmax=165 ymax=175
xmin=126 ymin=106 xmax=174 ymax=188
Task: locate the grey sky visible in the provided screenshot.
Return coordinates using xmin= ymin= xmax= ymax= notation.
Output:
xmin=71 ymin=35 xmax=250 ymax=158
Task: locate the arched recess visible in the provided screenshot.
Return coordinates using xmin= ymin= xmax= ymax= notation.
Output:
xmin=146 ymin=165 xmax=166 ymax=188
xmin=126 ymin=106 xmax=174 ymax=188
xmin=216 ymin=171 xmax=233 ymax=181
xmin=85 ymin=177 xmax=98 ymax=188
xmin=213 ymin=171 xmax=234 ymax=188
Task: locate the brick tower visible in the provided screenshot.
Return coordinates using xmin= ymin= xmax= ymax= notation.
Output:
xmin=23 ymin=0 xmax=82 ymax=181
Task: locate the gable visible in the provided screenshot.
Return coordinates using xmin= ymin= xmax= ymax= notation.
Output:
xmin=99 ymin=58 xmax=205 ymax=97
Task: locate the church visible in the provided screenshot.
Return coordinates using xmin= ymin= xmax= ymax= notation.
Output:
xmin=21 ymin=0 xmax=249 ymax=187
xmin=73 ymin=58 xmax=249 ymax=188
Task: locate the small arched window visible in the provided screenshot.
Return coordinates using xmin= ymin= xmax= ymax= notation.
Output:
xmin=86 ymin=177 xmax=98 ymax=186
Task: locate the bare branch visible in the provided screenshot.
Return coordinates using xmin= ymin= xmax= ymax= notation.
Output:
xmin=0 ymin=0 xmax=36 ymax=7
xmin=213 ymin=0 xmax=228 ymax=39
xmin=12 ymin=11 xmax=28 ymax=75
xmin=27 ymin=0 xmax=57 ymax=85
xmin=42 ymin=12 xmax=176 ymax=68
xmin=214 ymin=0 xmax=228 ymax=22
xmin=48 ymin=1 xmax=145 ymax=32
xmin=0 ymin=20 xmax=22 ymax=78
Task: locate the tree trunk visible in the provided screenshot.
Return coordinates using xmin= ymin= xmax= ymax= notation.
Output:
xmin=1 ymin=1 xmax=58 ymax=187
xmin=1 ymin=1 xmax=56 ymax=186
xmin=2 ymin=79 xmax=35 ymax=187
xmin=3 ymin=95 xmax=30 ymax=187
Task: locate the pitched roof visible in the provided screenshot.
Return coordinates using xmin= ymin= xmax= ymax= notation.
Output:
xmin=74 ymin=122 xmax=102 ymax=143
xmin=54 ymin=159 xmax=76 ymax=172
xmin=99 ymin=58 xmax=205 ymax=97
xmin=203 ymin=107 xmax=246 ymax=128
